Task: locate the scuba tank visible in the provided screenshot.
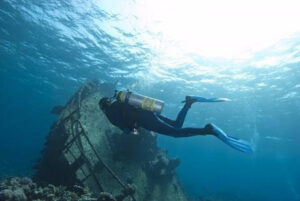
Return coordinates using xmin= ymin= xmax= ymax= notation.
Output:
xmin=117 ymin=90 xmax=164 ymax=114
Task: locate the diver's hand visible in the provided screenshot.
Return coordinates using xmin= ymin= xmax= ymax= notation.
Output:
xmin=132 ymin=128 xmax=139 ymax=135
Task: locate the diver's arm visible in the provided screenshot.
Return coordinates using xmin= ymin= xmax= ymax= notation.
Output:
xmin=105 ymin=102 xmax=132 ymax=133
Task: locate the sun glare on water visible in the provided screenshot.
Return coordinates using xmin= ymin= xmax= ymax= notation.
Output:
xmin=135 ymin=0 xmax=300 ymax=60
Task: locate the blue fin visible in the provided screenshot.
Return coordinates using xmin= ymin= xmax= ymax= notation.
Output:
xmin=226 ymin=137 xmax=253 ymax=153
xmin=211 ymin=124 xmax=253 ymax=154
xmin=190 ymin=96 xmax=231 ymax=103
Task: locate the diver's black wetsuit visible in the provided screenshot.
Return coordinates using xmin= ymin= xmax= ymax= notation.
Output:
xmin=102 ymin=100 xmax=210 ymax=137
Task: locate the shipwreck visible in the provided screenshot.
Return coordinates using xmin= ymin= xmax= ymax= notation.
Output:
xmin=34 ymin=80 xmax=189 ymax=201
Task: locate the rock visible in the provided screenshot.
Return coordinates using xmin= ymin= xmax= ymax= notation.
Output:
xmin=0 ymin=184 xmax=6 ymax=191
xmin=72 ymin=185 xmax=85 ymax=195
xmin=46 ymin=193 xmax=55 ymax=200
xmin=8 ymin=177 xmax=20 ymax=187
xmin=21 ymin=184 xmax=31 ymax=195
xmin=0 ymin=189 xmax=13 ymax=200
xmin=29 ymin=182 xmax=37 ymax=190
xmin=69 ymin=191 xmax=79 ymax=200
xmin=0 ymin=180 xmax=27 ymax=201
xmin=0 ymin=177 xmax=97 ymax=201
xmin=47 ymin=184 xmax=56 ymax=194
xmin=20 ymin=177 xmax=32 ymax=185
xmin=11 ymin=188 xmax=27 ymax=201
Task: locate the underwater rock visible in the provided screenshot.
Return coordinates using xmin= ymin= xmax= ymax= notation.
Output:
xmin=34 ymin=80 xmax=188 ymax=201
xmin=0 ymin=189 xmax=13 ymax=200
xmin=0 ymin=178 xmax=29 ymax=201
xmin=0 ymin=177 xmax=101 ymax=201
xmin=0 ymin=177 xmax=97 ymax=201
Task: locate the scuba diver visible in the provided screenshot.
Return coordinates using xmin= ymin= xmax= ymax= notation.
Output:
xmin=99 ymin=91 xmax=253 ymax=153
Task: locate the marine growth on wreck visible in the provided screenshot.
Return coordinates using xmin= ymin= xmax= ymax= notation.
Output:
xmin=32 ymin=81 xmax=188 ymax=201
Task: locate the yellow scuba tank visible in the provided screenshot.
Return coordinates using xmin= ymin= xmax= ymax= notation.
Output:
xmin=117 ymin=90 xmax=164 ymax=114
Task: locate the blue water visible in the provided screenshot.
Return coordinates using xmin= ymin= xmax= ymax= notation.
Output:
xmin=1 ymin=0 xmax=300 ymax=200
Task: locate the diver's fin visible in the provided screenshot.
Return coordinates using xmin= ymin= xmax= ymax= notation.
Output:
xmin=182 ymin=96 xmax=231 ymax=103
xmin=226 ymin=137 xmax=253 ymax=153
xmin=211 ymin=123 xmax=253 ymax=154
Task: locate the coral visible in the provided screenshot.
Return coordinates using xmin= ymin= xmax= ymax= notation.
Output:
xmin=0 ymin=177 xmax=96 ymax=201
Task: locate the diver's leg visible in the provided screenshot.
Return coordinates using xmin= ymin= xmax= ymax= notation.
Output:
xmin=138 ymin=112 xmax=213 ymax=137
xmin=173 ymin=103 xmax=191 ymax=128
xmin=172 ymin=126 xmax=215 ymax=137
xmin=156 ymin=115 xmax=175 ymax=127
xmin=157 ymin=99 xmax=193 ymax=128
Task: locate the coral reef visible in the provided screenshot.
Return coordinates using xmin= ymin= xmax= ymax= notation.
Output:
xmin=0 ymin=177 xmax=95 ymax=201
xmin=0 ymin=177 xmax=136 ymax=201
